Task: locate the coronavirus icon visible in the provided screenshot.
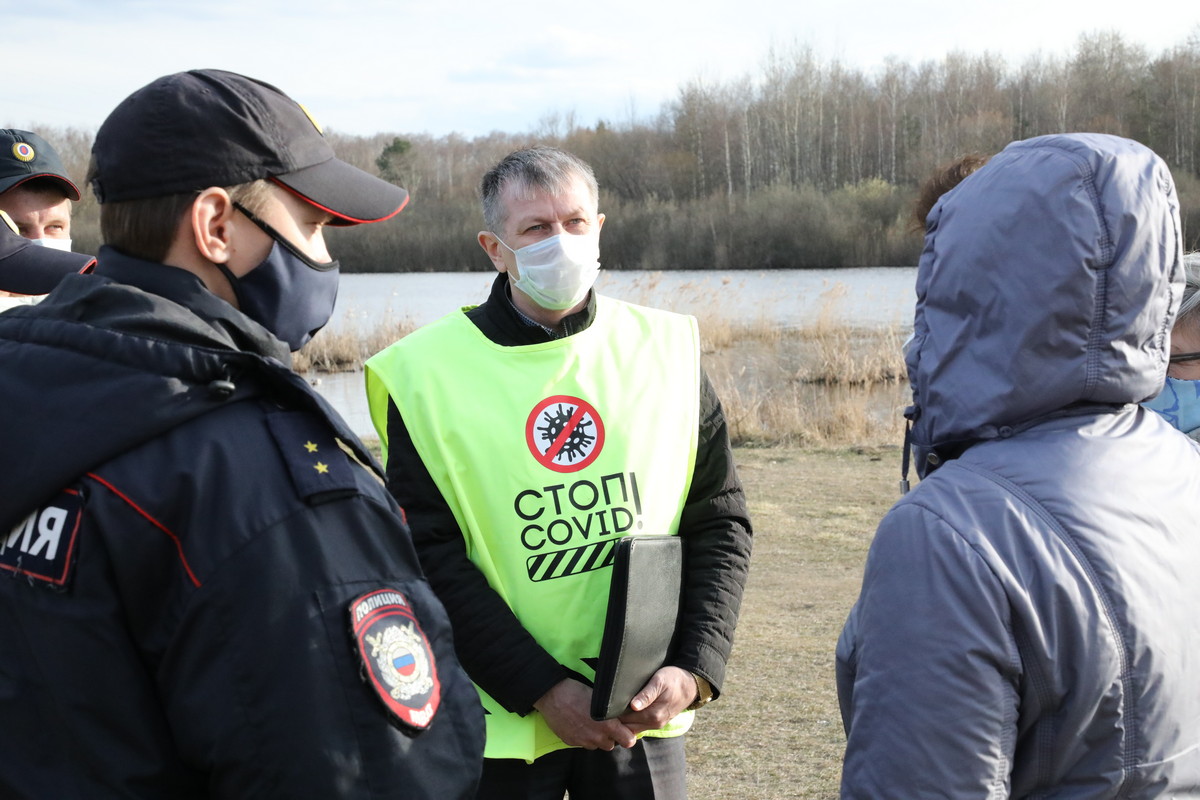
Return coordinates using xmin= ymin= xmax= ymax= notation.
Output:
xmin=526 ymin=395 xmax=605 ymax=472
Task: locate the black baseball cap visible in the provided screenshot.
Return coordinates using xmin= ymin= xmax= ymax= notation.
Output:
xmin=89 ymin=69 xmax=408 ymax=225
xmin=0 ymin=129 xmax=81 ymax=201
xmin=0 ymin=210 xmax=95 ymax=295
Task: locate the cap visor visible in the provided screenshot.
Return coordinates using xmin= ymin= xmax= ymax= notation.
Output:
xmin=274 ymin=158 xmax=408 ymax=226
xmin=0 ymin=173 xmax=81 ymax=202
xmin=0 ymin=236 xmax=95 ymax=294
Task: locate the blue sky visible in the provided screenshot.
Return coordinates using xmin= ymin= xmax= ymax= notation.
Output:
xmin=7 ymin=0 xmax=1198 ymax=138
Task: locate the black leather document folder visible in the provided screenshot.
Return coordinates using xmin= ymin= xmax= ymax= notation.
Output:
xmin=590 ymin=535 xmax=683 ymax=720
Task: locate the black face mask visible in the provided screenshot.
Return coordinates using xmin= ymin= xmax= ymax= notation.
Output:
xmin=215 ymin=202 xmax=340 ymax=351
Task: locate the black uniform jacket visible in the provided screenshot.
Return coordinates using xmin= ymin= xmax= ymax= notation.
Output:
xmin=0 ymin=249 xmax=484 ymax=799
xmin=384 ymin=273 xmax=753 ymax=716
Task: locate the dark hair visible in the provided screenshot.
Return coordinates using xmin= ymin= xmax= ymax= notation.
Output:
xmin=479 ymin=146 xmax=598 ymax=234
xmin=910 ymin=154 xmax=990 ymax=233
xmin=95 ymin=175 xmax=273 ymax=263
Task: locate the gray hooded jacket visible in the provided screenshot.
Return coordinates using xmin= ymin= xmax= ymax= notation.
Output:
xmin=837 ymin=133 xmax=1200 ymax=798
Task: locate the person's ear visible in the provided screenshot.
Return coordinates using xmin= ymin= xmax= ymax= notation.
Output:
xmin=478 ymin=231 xmax=509 ymax=274
xmin=191 ymin=187 xmax=238 ymax=264
xmin=596 ymin=212 xmax=605 ymax=233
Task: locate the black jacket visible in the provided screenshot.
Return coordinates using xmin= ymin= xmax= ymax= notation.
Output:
xmin=0 ymin=249 xmax=484 ymax=799
xmin=384 ymin=273 xmax=752 ymax=715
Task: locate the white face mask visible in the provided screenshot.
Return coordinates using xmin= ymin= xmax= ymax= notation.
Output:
xmin=0 ymin=294 xmax=43 ymax=312
xmin=495 ymin=231 xmax=601 ymax=311
xmin=28 ymin=237 xmax=73 ymax=252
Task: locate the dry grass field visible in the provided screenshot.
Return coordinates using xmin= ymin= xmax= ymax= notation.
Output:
xmin=686 ymin=446 xmax=899 ymax=800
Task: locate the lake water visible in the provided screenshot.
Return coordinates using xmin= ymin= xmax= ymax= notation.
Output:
xmin=312 ymin=267 xmax=920 ymax=438
xmin=326 ymin=267 xmax=919 ymax=333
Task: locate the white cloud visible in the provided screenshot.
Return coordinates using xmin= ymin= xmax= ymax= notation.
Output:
xmin=5 ymin=0 xmax=1197 ymax=138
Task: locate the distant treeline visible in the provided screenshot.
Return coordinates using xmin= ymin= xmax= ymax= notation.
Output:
xmin=16 ymin=29 xmax=1200 ymax=271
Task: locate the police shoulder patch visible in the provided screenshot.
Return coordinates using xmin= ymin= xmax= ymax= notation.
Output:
xmin=348 ymin=589 xmax=442 ymax=735
xmin=266 ymin=411 xmax=358 ymax=502
xmin=1 ymin=488 xmax=83 ymax=590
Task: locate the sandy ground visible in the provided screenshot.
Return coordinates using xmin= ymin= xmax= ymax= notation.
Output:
xmin=684 ymin=445 xmax=901 ymax=800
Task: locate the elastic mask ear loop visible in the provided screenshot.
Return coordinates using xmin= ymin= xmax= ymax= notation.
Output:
xmin=233 ymin=202 xmax=335 ymax=271
xmin=900 ymin=418 xmax=912 ymax=496
xmin=213 ymin=262 xmax=247 ymax=308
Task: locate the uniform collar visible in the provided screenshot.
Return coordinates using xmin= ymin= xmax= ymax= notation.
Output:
xmin=93 ymin=245 xmax=291 ymax=361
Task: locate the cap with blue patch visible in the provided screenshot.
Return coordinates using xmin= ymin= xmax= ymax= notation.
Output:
xmin=0 ymin=129 xmax=81 ymax=201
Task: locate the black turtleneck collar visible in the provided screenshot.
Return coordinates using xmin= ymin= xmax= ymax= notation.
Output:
xmin=465 ymin=272 xmax=597 ymax=345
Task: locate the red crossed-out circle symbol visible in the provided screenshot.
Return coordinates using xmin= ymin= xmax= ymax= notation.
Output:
xmin=526 ymin=395 xmax=605 ymax=473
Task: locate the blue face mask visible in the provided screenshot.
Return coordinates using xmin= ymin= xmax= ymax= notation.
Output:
xmin=217 ymin=203 xmax=340 ymax=351
xmin=1143 ymin=376 xmax=1200 ymax=435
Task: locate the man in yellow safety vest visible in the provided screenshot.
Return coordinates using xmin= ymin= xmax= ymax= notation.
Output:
xmin=366 ymin=145 xmax=752 ymax=800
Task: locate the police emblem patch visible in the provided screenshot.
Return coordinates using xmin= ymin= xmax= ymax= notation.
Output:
xmin=11 ymin=142 xmax=35 ymax=162
xmin=349 ymin=589 xmax=441 ymax=734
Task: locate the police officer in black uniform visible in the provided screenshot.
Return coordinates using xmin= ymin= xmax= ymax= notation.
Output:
xmin=0 ymin=204 xmax=94 ymax=305
xmin=0 ymin=70 xmax=484 ymax=799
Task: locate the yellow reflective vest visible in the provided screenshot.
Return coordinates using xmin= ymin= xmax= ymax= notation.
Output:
xmin=364 ymin=296 xmax=701 ymax=761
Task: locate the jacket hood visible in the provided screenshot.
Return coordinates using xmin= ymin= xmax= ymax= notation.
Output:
xmin=0 ymin=255 xmax=370 ymax=532
xmin=906 ymin=133 xmax=1183 ymax=476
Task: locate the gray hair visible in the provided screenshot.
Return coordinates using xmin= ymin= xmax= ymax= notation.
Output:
xmin=1177 ymin=251 xmax=1200 ymax=331
xmin=479 ymin=146 xmax=598 ymax=235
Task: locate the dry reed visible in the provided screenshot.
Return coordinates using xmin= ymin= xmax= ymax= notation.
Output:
xmin=293 ymin=317 xmax=417 ymax=373
xmin=695 ymin=282 xmax=909 ymax=447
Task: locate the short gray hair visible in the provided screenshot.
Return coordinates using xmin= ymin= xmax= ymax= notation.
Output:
xmin=479 ymin=146 xmax=598 ymax=235
xmin=1177 ymin=251 xmax=1200 ymax=332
